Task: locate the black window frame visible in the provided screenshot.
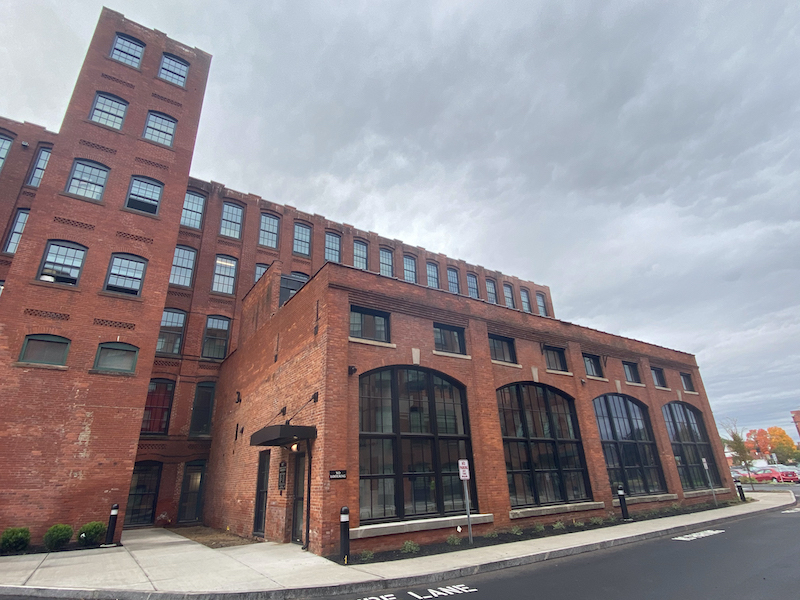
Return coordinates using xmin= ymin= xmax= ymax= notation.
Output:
xmin=89 ymin=93 xmax=128 ymax=130
xmin=486 ymin=279 xmax=498 ymax=304
xmin=189 ymin=382 xmax=216 ymax=437
xmin=536 ymin=292 xmax=549 ymax=316
xmin=19 ymin=334 xmax=70 ymax=366
xmin=125 ymin=176 xmax=164 ymax=215
xmin=220 ymin=202 xmax=244 ymax=239
xmin=37 ymin=240 xmax=87 ymax=286
xmin=593 ymin=394 xmax=666 ymax=497
xmin=93 ymin=341 xmax=139 ymax=373
xmin=66 ymin=159 xmax=109 ymax=201
xmin=110 ymin=33 xmax=145 ymax=68
xmin=359 ymin=366 xmax=476 ymax=524
xmin=379 ymin=248 xmax=393 ymax=277
xmin=446 ymin=268 xmax=460 ymax=294
xmin=26 ymin=146 xmax=52 ymax=187
xmin=680 ymin=373 xmax=696 ymax=392
xmin=124 ymin=461 xmax=161 ymax=526
xmin=104 ymin=252 xmax=147 ymax=296
xmin=662 ymin=402 xmax=721 ymax=490
xmin=4 ymin=208 xmax=29 ymax=254
xmin=489 ymin=334 xmax=516 ymax=363
xmin=467 ymin=273 xmax=480 ymax=299
xmin=544 ymin=346 xmax=568 ymax=372
xmin=211 ymin=254 xmax=238 ymax=295
xmin=353 ymin=240 xmax=368 ymax=270
xmin=426 ymin=262 xmax=439 ymax=289
xmin=141 ymin=379 xmax=175 ymax=435
xmin=181 ymin=191 xmax=205 ymax=229
xmin=293 ymin=222 xmax=312 ymax=256
xmin=325 ymin=231 xmax=341 ymax=263
xmin=156 ymin=309 xmax=186 ymax=355
xmin=403 ymin=255 xmax=417 ymax=283
xmin=623 ymin=361 xmax=642 ymax=384
xmin=520 ymin=289 xmax=532 ymax=313
xmin=259 ymin=213 xmax=280 ymax=248
xmin=433 ymin=323 xmax=466 ymax=355
xmin=158 ymin=53 xmax=189 ymax=87
xmin=202 ymin=315 xmax=230 ymax=359
xmin=142 ymin=111 xmax=177 ymax=146
xmin=651 ymin=366 xmax=667 ymax=388
xmin=169 ymin=245 xmax=196 ymax=287
xmin=350 ymin=306 xmax=390 ymax=343
xmin=498 ymin=383 xmax=592 ymax=507
xmin=255 ymin=263 xmax=269 ymax=283
xmin=503 ymin=283 xmax=515 ymax=308
xmin=279 ymin=272 xmax=309 ymax=306
xmin=583 ymin=354 xmax=603 ymax=378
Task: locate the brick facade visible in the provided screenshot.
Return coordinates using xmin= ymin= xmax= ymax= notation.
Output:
xmin=0 ymin=9 xmax=732 ymax=555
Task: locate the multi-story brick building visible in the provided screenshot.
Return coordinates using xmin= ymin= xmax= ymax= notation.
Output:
xmin=0 ymin=9 xmax=732 ymax=556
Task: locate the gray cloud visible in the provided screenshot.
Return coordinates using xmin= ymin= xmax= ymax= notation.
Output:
xmin=3 ymin=0 xmax=798 ymax=438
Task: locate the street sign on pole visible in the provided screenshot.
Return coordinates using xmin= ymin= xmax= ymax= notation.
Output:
xmin=458 ymin=459 xmax=473 ymax=544
xmin=701 ymin=458 xmax=718 ymax=507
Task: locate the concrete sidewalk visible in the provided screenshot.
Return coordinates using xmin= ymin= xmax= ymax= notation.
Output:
xmin=0 ymin=491 xmax=794 ymax=599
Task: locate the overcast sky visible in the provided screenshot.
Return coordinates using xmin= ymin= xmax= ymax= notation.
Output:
xmin=2 ymin=1 xmax=798 ymax=440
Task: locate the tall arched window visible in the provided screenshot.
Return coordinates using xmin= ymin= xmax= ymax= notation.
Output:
xmin=359 ymin=367 xmax=475 ymax=523
xmin=593 ymin=394 xmax=665 ymax=496
xmin=497 ymin=383 xmax=591 ymax=507
xmin=662 ymin=402 xmax=721 ymax=490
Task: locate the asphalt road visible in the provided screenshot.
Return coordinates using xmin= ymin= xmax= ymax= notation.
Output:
xmin=340 ymin=507 xmax=800 ymax=600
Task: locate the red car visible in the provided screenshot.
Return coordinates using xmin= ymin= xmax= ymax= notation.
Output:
xmin=751 ymin=467 xmax=800 ymax=483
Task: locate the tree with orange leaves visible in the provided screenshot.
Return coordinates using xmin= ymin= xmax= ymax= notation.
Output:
xmin=768 ymin=426 xmax=798 ymax=464
xmin=745 ymin=429 xmax=771 ymax=458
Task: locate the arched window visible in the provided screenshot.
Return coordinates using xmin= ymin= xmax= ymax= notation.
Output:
xmin=593 ymin=394 xmax=665 ymax=496
xmin=497 ymin=383 xmax=591 ymax=506
xmin=662 ymin=402 xmax=721 ymax=490
xmin=19 ymin=334 xmax=70 ymax=365
xmin=94 ymin=342 xmax=139 ymax=372
xmin=359 ymin=367 xmax=475 ymax=523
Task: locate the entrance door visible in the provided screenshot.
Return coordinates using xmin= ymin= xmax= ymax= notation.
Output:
xmin=125 ymin=461 xmax=162 ymax=526
xmin=178 ymin=461 xmax=205 ymax=523
xmin=291 ymin=453 xmax=306 ymax=543
xmin=253 ymin=450 xmax=270 ymax=536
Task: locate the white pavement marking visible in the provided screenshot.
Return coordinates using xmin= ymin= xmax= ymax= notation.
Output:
xmin=672 ymin=529 xmax=725 ymax=542
xmin=781 ymin=507 xmax=800 ymax=513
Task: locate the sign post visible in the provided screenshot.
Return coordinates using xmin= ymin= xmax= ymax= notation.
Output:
xmin=701 ymin=458 xmax=718 ymax=507
xmin=458 ymin=459 xmax=473 ymax=544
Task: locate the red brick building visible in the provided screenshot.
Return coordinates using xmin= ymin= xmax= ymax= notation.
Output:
xmin=0 ymin=9 xmax=732 ymax=556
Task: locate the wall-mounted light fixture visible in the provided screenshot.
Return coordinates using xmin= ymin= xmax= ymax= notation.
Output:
xmin=348 ymin=366 xmax=357 ymax=376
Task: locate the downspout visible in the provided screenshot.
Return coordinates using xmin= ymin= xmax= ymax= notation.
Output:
xmin=302 ymin=440 xmax=313 ymax=550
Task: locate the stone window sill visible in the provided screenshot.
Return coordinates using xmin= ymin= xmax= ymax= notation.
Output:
xmin=491 ymin=359 xmax=522 ymax=369
xmin=626 ymin=381 xmax=646 ymax=387
xmin=88 ymin=369 xmax=137 ymax=376
xmin=546 ymin=369 xmax=573 ymax=377
xmin=509 ymin=501 xmax=605 ymax=520
xmin=654 ymin=385 xmax=671 ymax=392
xmin=586 ymin=375 xmax=608 ymax=382
xmin=350 ymin=513 xmax=494 ymax=540
xmin=12 ymin=362 xmax=68 ymax=371
xmin=684 ymin=390 xmax=699 ymax=395
xmin=612 ymin=493 xmax=678 ymax=507
xmin=432 ymin=350 xmax=471 ymax=360
xmin=348 ymin=337 xmax=396 ymax=349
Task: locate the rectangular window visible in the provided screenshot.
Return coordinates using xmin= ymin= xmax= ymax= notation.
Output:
xmin=447 ymin=268 xmax=460 ymax=294
xmin=521 ymin=289 xmax=532 ymax=313
xmin=111 ymin=34 xmax=144 ymax=68
xmin=467 ymin=273 xmax=479 ymax=299
xmin=325 ymin=232 xmax=341 ymax=262
xmin=212 ymin=255 xmax=237 ymax=295
xmin=583 ymin=354 xmax=603 ymax=378
xmin=486 ymin=280 xmax=498 ymax=303
xmin=426 ymin=262 xmax=439 ymax=288
xmin=20 ymin=334 xmax=70 ymax=365
xmin=67 ymin=160 xmax=108 ymax=201
xmin=0 ymin=136 xmax=11 ymax=173
xmin=680 ymin=373 xmax=696 ymax=392
xmin=143 ymin=112 xmax=176 ymax=146
xmin=159 ymin=54 xmax=189 ymax=86
xmin=279 ymin=272 xmax=308 ymax=306
xmin=623 ymin=362 xmax=641 ymax=384
xmin=202 ymin=316 xmax=230 ymax=359
xmin=27 ymin=147 xmax=51 ymax=187
xmin=220 ymin=203 xmax=243 ymax=239
xmin=380 ymin=248 xmax=393 ymax=277
xmin=94 ymin=342 xmax=138 ymax=372
xmin=105 ymin=254 xmax=146 ymax=295
xmin=259 ymin=213 xmax=279 ymax=248
xmin=4 ymin=209 xmax=29 ymax=254
xmin=434 ymin=324 xmax=466 ymax=355
xmin=141 ymin=380 xmax=174 ymax=435
xmin=503 ymin=284 xmax=515 ymax=308
xmin=255 ymin=263 xmax=269 ymax=282
xmin=181 ymin=192 xmax=205 ymax=229
xmin=651 ymin=367 xmax=667 ymax=388
xmin=350 ymin=306 xmax=389 ymax=343
xmin=403 ymin=256 xmax=416 ymax=283
xmin=489 ymin=335 xmax=516 ymax=363
xmin=544 ymin=346 xmax=568 ymax=372
xmin=126 ymin=177 xmax=163 ymax=214
xmin=90 ymin=93 xmax=127 ymax=129
xmin=293 ymin=223 xmax=311 ymax=256
xmin=536 ymin=292 xmax=549 ymax=316
xmin=157 ymin=309 xmax=185 ymax=355
xmin=169 ymin=246 xmax=196 ymax=287
xmin=353 ymin=241 xmax=368 ymax=270
xmin=38 ymin=241 xmax=86 ymax=285
xmin=189 ymin=383 xmax=215 ymax=436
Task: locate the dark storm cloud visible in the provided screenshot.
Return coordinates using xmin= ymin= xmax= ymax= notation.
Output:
xmin=2 ymin=0 xmax=798 ymax=437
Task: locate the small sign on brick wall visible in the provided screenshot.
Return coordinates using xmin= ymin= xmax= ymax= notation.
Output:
xmin=329 ymin=470 xmax=347 ymax=480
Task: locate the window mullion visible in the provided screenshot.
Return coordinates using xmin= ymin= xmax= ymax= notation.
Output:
xmin=542 ymin=390 xmax=568 ymax=503
xmin=391 ymin=367 xmax=404 ymax=521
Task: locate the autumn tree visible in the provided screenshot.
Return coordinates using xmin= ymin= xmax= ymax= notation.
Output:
xmin=745 ymin=429 xmax=771 ymax=458
xmin=721 ymin=420 xmax=754 ymax=469
xmin=767 ymin=427 xmax=798 ymax=464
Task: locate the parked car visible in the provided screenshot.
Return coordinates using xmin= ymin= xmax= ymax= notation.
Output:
xmin=730 ymin=467 xmax=749 ymax=478
xmin=750 ymin=467 xmax=800 ymax=483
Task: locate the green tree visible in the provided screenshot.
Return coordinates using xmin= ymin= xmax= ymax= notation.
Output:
xmin=721 ymin=420 xmax=753 ymax=468
xmin=768 ymin=426 xmax=798 ymax=464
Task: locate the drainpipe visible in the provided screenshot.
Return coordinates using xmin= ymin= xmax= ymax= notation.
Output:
xmin=302 ymin=440 xmax=313 ymax=550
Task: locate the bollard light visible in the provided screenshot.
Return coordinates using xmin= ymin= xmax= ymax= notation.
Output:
xmin=618 ymin=484 xmax=632 ymax=521
xmin=103 ymin=503 xmax=119 ymax=546
xmin=340 ymin=506 xmax=350 ymax=565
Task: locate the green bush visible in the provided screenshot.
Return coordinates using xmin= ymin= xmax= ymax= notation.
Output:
xmin=359 ymin=549 xmax=374 ymax=562
xmin=606 ymin=514 xmax=618 ymax=524
xmin=446 ymin=534 xmax=462 ymax=546
xmin=483 ymin=530 xmax=499 ymax=538
xmin=1 ymin=527 xmax=31 ymax=552
xmin=43 ymin=524 xmax=73 ymax=551
xmin=400 ymin=540 xmax=420 ymax=554
xmin=589 ymin=517 xmax=604 ymax=526
xmin=552 ymin=520 xmax=566 ymax=531
xmin=77 ymin=521 xmax=107 ymax=547
xmin=572 ymin=519 xmax=585 ymax=528
xmin=534 ymin=523 xmax=545 ymax=533
xmin=510 ymin=525 xmax=523 ymax=536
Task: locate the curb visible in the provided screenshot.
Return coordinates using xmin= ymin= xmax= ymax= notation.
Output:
xmin=1 ymin=493 xmax=795 ymax=600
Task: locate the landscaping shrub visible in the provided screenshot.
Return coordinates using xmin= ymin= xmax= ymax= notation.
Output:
xmin=589 ymin=517 xmax=604 ymax=526
xmin=1 ymin=527 xmax=31 ymax=552
xmin=483 ymin=530 xmax=499 ymax=538
xmin=534 ymin=523 xmax=545 ymax=533
xmin=43 ymin=524 xmax=73 ymax=551
xmin=572 ymin=519 xmax=585 ymax=528
xmin=446 ymin=534 xmax=462 ymax=546
xmin=552 ymin=520 xmax=566 ymax=531
xmin=77 ymin=521 xmax=107 ymax=547
xmin=510 ymin=525 xmax=523 ymax=536
xmin=400 ymin=540 xmax=420 ymax=554
xmin=359 ymin=549 xmax=374 ymax=562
